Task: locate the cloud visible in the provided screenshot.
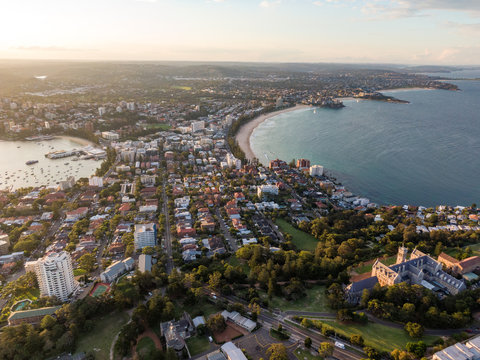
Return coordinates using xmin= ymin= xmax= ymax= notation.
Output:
xmin=259 ymin=0 xmax=281 ymax=8
xmin=361 ymin=1 xmax=424 ymax=19
xmin=371 ymin=0 xmax=480 ymax=18
xmin=313 ymin=0 xmax=345 ymax=5
xmin=437 ymin=48 xmax=460 ymax=61
xmin=316 ymin=0 xmax=480 ymax=19
xmin=408 ymin=46 xmax=480 ymax=65
xmin=446 ymin=21 xmax=480 ymax=35
xmin=11 ymin=46 xmax=95 ymax=52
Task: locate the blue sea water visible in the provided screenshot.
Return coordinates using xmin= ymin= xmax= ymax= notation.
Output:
xmin=422 ymin=69 xmax=480 ymax=79
xmin=250 ymin=80 xmax=480 ymax=206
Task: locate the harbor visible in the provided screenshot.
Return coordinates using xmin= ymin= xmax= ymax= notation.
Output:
xmin=0 ymin=137 xmax=101 ymax=190
xmin=45 ymin=146 xmax=107 ymax=160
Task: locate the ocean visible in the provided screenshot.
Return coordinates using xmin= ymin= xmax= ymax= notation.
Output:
xmin=250 ymin=79 xmax=480 ymax=206
xmin=0 ymin=137 xmax=100 ymax=190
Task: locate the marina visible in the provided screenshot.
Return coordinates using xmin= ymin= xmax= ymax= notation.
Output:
xmin=0 ymin=137 xmax=101 ymax=190
xmin=45 ymin=145 xmax=107 ymax=160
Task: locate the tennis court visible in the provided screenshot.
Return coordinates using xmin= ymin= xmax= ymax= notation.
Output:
xmin=90 ymin=283 xmax=111 ymax=297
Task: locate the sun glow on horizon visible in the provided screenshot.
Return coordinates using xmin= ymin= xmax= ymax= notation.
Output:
xmin=1 ymin=0 xmax=479 ymax=65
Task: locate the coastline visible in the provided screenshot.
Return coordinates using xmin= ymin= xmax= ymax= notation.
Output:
xmin=380 ymin=87 xmax=434 ymax=93
xmin=58 ymin=135 xmax=97 ymax=147
xmin=236 ymin=104 xmax=311 ymax=161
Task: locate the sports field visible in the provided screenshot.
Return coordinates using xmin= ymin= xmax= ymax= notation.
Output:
xmin=90 ymin=283 xmax=110 ymax=297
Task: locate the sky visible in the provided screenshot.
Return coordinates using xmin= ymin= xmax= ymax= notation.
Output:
xmin=1 ymin=0 xmax=480 ymax=65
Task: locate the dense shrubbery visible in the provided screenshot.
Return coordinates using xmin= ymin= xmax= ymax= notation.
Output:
xmin=0 ymin=296 xmax=114 ymax=360
xmin=95 ymin=148 xmax=116 ymax=177
xmin=361 ymin=282 xmax=479 ymax=328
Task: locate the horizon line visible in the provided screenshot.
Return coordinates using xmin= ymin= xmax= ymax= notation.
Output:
xmin=0 ymin=57 xmax=479 ymax=68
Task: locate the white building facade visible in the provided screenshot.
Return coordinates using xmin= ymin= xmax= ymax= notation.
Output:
xmin=25 ymin=252 xmax=78 ymax=302
xmin=134 ymin=223 xmax=157 ymax=250
xmin=191 ymin=120 xmax=205 ymax=133
xmin=89 ymin=176 xmax=104 ymax=188
xmin=309 ymin=165 xmax=324 ymax=177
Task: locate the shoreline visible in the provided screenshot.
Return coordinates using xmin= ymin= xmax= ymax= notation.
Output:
xmin=236 ymin=104 xmax=311 ymax=161
xmin=58 ymin=135 xmax=97 ymax=147
xmin=0 ymin=135 xmax=97 ymax=148
xmin=379 ymin=87 xmax=435 ymax=93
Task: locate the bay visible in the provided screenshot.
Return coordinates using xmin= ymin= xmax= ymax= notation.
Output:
xmin=0 ymin=137 xmax=100 ymax=190
xmin=250 ymin=80 xmax=480 ymax=206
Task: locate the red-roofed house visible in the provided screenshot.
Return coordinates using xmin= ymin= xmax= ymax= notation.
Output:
xmin=65 ymin=207 xmax=89 ymax=222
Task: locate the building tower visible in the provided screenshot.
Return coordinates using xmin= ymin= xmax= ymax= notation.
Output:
xmin=134 ymin=223 xmax=157 ymax=250
xmin=25 ymin=252 xmax=78 ymax=302
xmin=396 ymin=246 xmax=408 ymax=264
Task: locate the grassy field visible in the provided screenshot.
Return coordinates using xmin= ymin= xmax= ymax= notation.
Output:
xmin=353 ymin=256 xmax=396 ymax=274
xmin=75 ymin=311 xmax=129 ymax=359
xmin=172 ymin=85 xmax=192 ymax=91
xmin=294 ymin=348 xmax=322 ymax=360
xmin=262 ymin=285 xmax=330 ymax=313
xmin=73 ymin=268 xmax=87 ymax=276
xmin=444 ymin=243 xmax=480 ymax=258
xmin=192 ymin=299 xmax=223 ymax=318
xmin=275 ymin=219 xmax=318 ymax=251
xmin=320 ymin=319 xmax=438 ymax=353
xmin=136 ymin=337 xmax=157 ymax=359
xmin=145 ymin=123 xmax=171 ymax=130
xmin=186 ymin=335 xmax=211 ymax=356
xmin=227 ymin=255 xmax=250 ymax=273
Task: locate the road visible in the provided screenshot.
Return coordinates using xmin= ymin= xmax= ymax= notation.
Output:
xmin=102 ymin=155 xmax=120 ymax=180
xmin=161 ymin=180 xmax=174 ymax=274
xmin=259 ymin=313 xmax=362 ymax=360
xmin=212 ymin=292 xmax=363 ymax=360
xmin=215 ymin=208 xmax=238 ymax=252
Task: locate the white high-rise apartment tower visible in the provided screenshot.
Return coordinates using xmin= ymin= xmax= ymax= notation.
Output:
xmin=25 ymin=252 xmax=78 ymax=302
xmin=309 ymin=165 xmax=324 ymax=177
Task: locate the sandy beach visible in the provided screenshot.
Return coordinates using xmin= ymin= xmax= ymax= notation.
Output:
xmin=59 ymin=135 xmax=97 ymax=147
xmin=235 ymin=104 xmax=310 ymax=161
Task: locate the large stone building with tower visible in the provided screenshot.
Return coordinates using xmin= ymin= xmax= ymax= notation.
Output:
xmin=345 ymin=246 xmax=466 ymax=304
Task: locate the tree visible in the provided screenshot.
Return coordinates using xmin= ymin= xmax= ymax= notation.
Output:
xmin=391 ymin=349 xmax=414 ymax=360
xmin=208 ymin=271 xmax=222 ymax=291
xmin=207 ymin=314 xmax=226 ymax=333
xmin=337 ymin=308 xmax=353 ymax=322
xmin=78 ymin=253 xmax=95 ymax=272
xmin=318 ymin=342 xmax=334 ymax=358
xmin=248 ymin=302 xmax=261 ymax=321
xmin=142 ymin=246 xmax=155 ymax=255
xmin=304 ymin=337 xmax=312 ymax=348
xmin=268 ymin=277 xmax=275 ymax=299
xmin=350 ymin=334 xmax=364 ymax=347
xmin=360 ymin=288 xmax=370 ymax=308
xmin=267 ymin=343 xmax=288 ymax=360
xmin=406 ymin=341 xmax=427 ymax=358
xmin=405 ymin=322 xmax=424 ymax=338
xmin=125 ymin=243 xmax=134 ymax=257
xmin=327 ymin=283 xmax=345 ymax=309
xmin=301 ymin=318 xmax=312 ymax=328
xmin=363 ymin=346 xmax=379 ymax=360
xmin=433 ymin=242 xmax=444 ymax=256
xmin=40 ymin=315 xmax=56 ymax=330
